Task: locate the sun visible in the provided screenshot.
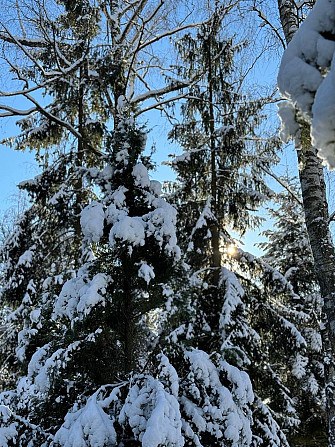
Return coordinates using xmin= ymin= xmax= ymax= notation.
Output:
xmin=227 ymin=244 xmax=236 ymax=256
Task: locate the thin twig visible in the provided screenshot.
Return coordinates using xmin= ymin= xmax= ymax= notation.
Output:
xmin=260 ymin=165 xmax=303 ymax=205
xmin=252 ymin=6 xmax=286 ymax=49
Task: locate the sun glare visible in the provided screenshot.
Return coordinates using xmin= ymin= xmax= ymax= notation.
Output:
xmin=227 ymin=245 xmax=236 ymax=256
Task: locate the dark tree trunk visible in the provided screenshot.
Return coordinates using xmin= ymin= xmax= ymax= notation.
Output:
xmin=298 ymin=142 xmax=335 ymax=446
xmin=207 ymin=39 xmax=221 ymax=285
xmin=278 ymin=0 xmax=298 ymax=44
xmin=74 ymin=65 xmax=85 ymax=239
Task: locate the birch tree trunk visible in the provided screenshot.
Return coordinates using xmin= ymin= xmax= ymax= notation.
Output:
xmin=278 ymin=1 xmax=335 ymax=444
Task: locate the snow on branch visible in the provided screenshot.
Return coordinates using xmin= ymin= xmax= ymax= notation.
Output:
xmin=118 ymin=0 xmax=149 ymax=44
xmin=54 ymin=386 xmax=121 ymax=446
xmin=133 ymin=92 xmax=192 ymax=117
xmin=234 ymin=246 xmax=301 ymax=301
xmin=252 ymin=5 xmax=286 ymax=49
xmin=23 ymin=93 xmax=82 ymax=140
xmin=278 ymin=0 xmax=335 ymax=168
xmin=0 ymin=24 xmax=46 ymax=75
xmin=0 ymin=32 xmax=46 ymax=48
xmin=259 ymin=164 xmax=303 ymax=205
xmin=0 ymin=104 xmax=37 ymax=118
xmin=130 ymin=79 xmax=192 ymax=105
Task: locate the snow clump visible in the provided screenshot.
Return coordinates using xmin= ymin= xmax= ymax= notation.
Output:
xmin=278 ymin=0 xmax=335 ymax=169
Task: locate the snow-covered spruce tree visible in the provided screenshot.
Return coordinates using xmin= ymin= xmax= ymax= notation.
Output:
xmin=0 ymin=114 xmax=184 ymax=444
xmin=0 ymin=0 xmax=224 ymax=444
xmin=0 ymin=192 xmax=28 ymax=390
xmin=0 ymin=0 xmax=105 ymax=393
xmin=158 ymin=12 xmax=312 ymax=445
xmin=0 ymin=1 xmax=259 ymax=445
xmin=259 ymin=179 xmax=317 ymax=297
xmin=52 ymin=112 xmax=256 ymax=447
xmin=259 ymin=179 xmax=327 ymax=446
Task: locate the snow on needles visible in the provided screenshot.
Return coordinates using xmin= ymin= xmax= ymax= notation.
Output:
xmin=138 ymin=261 xmax=155 ymax=284
xmin=181 ymin=350 xmax=253 ymax=446
xmin=54 ymin=391 xmax=118 ymax=447
xmin=49 ymin=351 xmax=255 ymax=446
xmin=132 ymin=163 xmax=150 ymax=188
xmin=80 ymin=162 xmax=180 ymax=259
xmin=119 ymin=376 xmax=184 ymax=447
xmin=278 ymin=0 xmax=335 ymax=168
xmin=81 ymin=201 xmax=105 ymax=243
xmin=109 ymin=215 xmax=146 ymax=247
xmin=53 ymin=269 xmax=108 ymax=320
xmin=0 ymin=406 xmax=18 ymax=444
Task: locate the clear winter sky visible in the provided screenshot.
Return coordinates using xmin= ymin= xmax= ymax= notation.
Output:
xmin=0 ymin=122 xmax=37 ymax=209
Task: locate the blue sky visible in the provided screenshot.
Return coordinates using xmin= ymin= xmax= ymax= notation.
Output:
xmin=0 ymin=2 xmax=290 ymax=257
xmin=0 ymin=122 xmax=37 ymax=211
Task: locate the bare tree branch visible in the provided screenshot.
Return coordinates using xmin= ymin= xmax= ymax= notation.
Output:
xmin=130 ymin=79 xmax=191 ymax=105
xmin=252 ymin=5 xmax=286 ymax=49
xmin=0 ymin=32 xmax=45 ymax=47
xmin=0 ymin=104 xmax=37 ymax=117
xmin=119 ymin=0 xmax=148 ymax=44
xmin=136 ymin=19 xmax=212 ymax=53
xmin=0 ymin=24 xmax=46 ymax=75
xmin=260 ymin=164 xmax=303 ymax=205
xmin=134 ymin=91 xmax=191 ymax=117
xmin=328 ymin=210 xmax=335 ymax=224
xmin=23 ymin=92 xmax=82 ymax=140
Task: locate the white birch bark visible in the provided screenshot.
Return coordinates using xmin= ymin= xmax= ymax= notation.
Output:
xmin=278 ymin=1 xmax=335 ymax=444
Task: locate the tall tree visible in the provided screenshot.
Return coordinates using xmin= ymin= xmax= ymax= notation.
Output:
xmin=0 ymin=0 xmax=227 ymax=444
xmin=0 ymin=0 xmax=108 ymax=395
xmin=260 ymin=179 xmax=327 ymax=445
xmin=277 ymin=0 xmax=335 ymax=443
xmin=159 ymin=11 xmax=310 ymax=445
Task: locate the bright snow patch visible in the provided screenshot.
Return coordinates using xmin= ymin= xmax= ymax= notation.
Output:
xmin=109 ymin=216 xmax=145 ymax=247
xmin=53 ymin=270 xmax=108 ymax=320
xmin=133 ymin=163 xmax=150 ymax=188
xmin=138 ymin=261 xmax=155 ymax=284
xmin=81 ymin=201 xmax=105 ymax=243
xmin=119 ymin=376 xmax=184 ymax=447
xmin=54 ymin=393 xmax=117 ymax=447
xmin=277 ymin=101 xmax=300 ymax=143
xmin=0 ymin=406 xmax=17 ymax=445
xmin=278 ymin=0 xmax=335 ymax=168
xmin=311 ymin=54 xmax=335 ymax=168
xmin=278 ymin=0 xmax=335 ymax=118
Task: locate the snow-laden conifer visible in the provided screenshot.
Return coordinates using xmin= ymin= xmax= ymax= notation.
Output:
xmin=259 ymin=178 xmax=327 ymax=444
xmin=160 ymin=9 xmax=310 ymax=444
xmin=0 ymin=1 xmax=259 ymax=445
